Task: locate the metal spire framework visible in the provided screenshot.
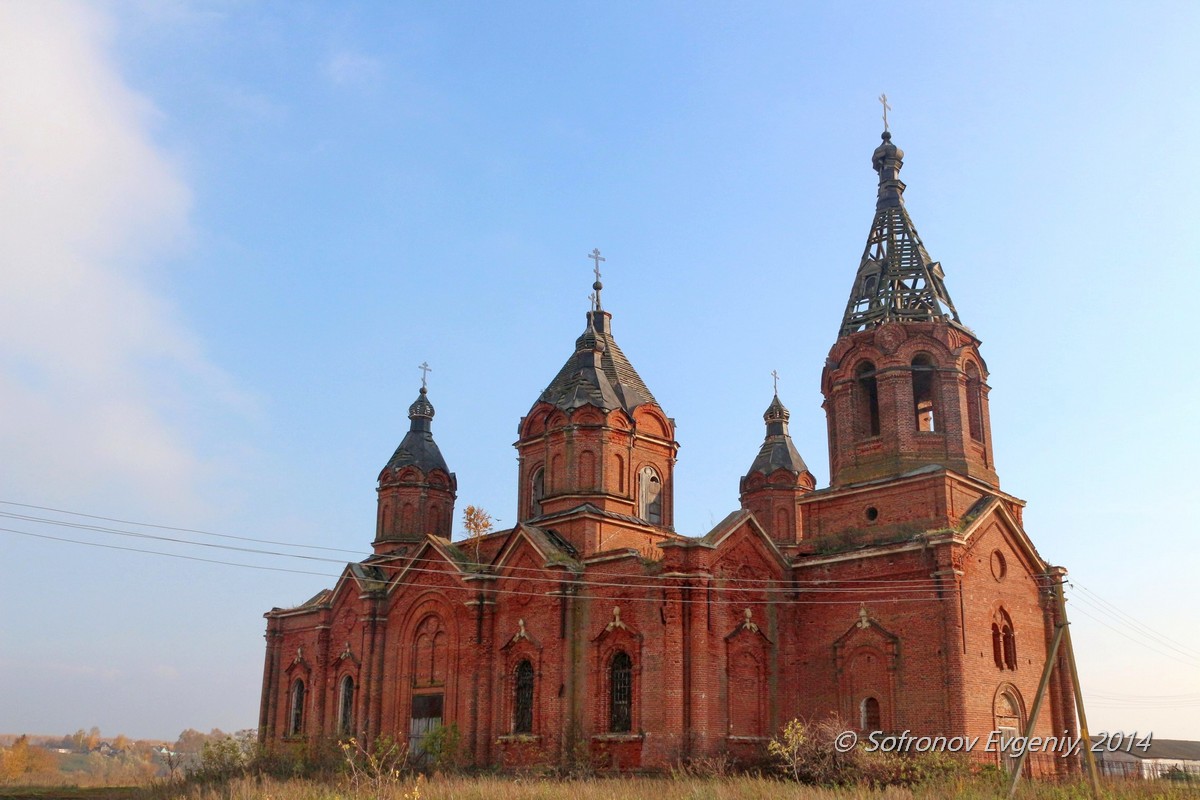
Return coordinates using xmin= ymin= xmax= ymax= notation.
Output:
xmin=839 ymin=131 xmax=962 ymax=337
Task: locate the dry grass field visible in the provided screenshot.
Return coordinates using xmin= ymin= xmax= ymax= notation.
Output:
xmin=3 ymin=773 xmax=1200 ymax=800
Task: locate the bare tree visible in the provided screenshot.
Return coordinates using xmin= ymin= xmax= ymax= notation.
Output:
xmin=461 ymin=505 xmax=493 ymax=566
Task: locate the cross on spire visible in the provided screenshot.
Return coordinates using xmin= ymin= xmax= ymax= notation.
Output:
xmin=771 ymin=369 xmax=780 ymax=395
xmin=879 ymin=93 xmax=892 ymax=132
xmin=418 ymin=361 xmax=432 ymax=390
xmin=588 ymin=248 xmax=605 ymax=311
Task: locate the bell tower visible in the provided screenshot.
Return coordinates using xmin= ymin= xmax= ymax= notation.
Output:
xmin=374 ymin=378 xmax=457 ymax=555
xmin=822 ymin=131 xmax=998 ymax=489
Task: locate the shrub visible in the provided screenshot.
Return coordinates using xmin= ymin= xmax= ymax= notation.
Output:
xmin=421 ymin=723 xmax=463 ymax=773
xmin=768 ymin=717 xmax=862 ymax=785
xmin=340 ymin=735 xmax=408 ymax=796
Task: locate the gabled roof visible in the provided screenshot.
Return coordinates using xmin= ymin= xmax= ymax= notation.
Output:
xmin=693 ymin=508 xmax=789 ymax=569
xmin=955 ymin=495 xmax=1049 ymax=574
xmin=492 ymin=522 xmax=582 ymax=572
xmin=539 ymin=310 xmax=657 ymax=413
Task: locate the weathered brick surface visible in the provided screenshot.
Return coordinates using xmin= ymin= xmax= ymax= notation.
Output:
xmin=260 ymin=308 xmax=1071 ymax=776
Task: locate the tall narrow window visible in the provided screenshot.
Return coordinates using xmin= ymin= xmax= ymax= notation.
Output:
xmin=639 ymin=468 xmax=663 ymax=526
xmin=912 ymin=354 xmax=936 ymax=432
xmin=860 ymin=697 xmax=881 ymax=732
xmin=289 ymin=679 xmax=306 ymax=736
xmin=856 ymin=362 xmax=880 ymax=438
xmin=994 ymin=609 xmax=1017 ymax=670
xmin=965 ymin=363 xmax=984 ymax=442
xmin=513 ymin=660 xmax=534 ymax=734
xmin=338 ymin=675 xmax=355 ymax=735
xmin=609 ymin=651 xmax=632 ymax=733
xmin=530 ymin=468 xmax=545 ymax=517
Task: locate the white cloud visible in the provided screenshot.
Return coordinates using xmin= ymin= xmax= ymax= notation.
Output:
xmin=0 ymin=1 xmax=234 ymax=516
xmin=324 ymin=50 xmax=383 ymax=87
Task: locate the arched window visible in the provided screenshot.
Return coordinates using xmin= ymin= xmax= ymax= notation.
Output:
xmin=993 ymin=609 xmax=1017 ymax=670
xmin=860 ymin=696 xmax=881 ymax=732
xmin=856 ymin=362 xmax=880 ymax=438
xmin=530 ymin=468 xmax=545 ymax=517
xmin=638 ymin=467 xmax=663 ymax=526
xmin=965 ymin=363 xmax=984 ymax=442
xmin=609 ymin=651 xmax=633 ymax=733
xmin=912 ymin=354 xmax=936 ymax=432
xmin=513 ymin=660 xmax=534 ymax=734
xmin=289 ymin=679 xmax=306 ymax=736
xmin=338 ymin=675 xmax=355 ymax=735
xmin=412 ymin=614 xmax=448 ymax=687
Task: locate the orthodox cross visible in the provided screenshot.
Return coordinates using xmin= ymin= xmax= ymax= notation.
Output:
xmin=588 ymin=248 xmax=605 ymax=311
xmin=879 ymin=93 xmax=891 ymax=132
xmin=771 ymin=369 xmax=780 ymax=394
xmin=418 ymin=361 xmax=432 ymax=390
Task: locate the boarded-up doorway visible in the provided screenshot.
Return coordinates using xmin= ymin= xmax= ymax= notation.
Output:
xmin=409 ymin=693 xmax=443 ymax=767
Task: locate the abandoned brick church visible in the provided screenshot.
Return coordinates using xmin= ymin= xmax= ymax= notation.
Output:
xmin=259 ymin=131 xmax=1077 ymax=770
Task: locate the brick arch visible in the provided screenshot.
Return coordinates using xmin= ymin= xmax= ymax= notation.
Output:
xmin=391 ymin=592 xmax=461 ymax=734
xmin=572 ymin=407 xmax=604 ymax=426
xmin=725 ymin=615 xmax=772 ymax=738
xmin=833 ymin=612 xmax=899 ymax=732
xmin=500 ymin=619 xmax=543 ymax=736
xmin=591 ymin=607 xmax=643 ymax=734
xmin=632 ymin=406 xmax=671 ymax=439
xmin=893 ymin=333 xmax=955 ymax=364
xmin=411 ymin=612 xmax=450 ymax=687
xmin=519 ymin=405 xmax=553 ymax=438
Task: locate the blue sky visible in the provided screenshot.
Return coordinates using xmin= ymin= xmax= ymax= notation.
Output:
xmin=1 ymin=1 xmax=1197 ymax=741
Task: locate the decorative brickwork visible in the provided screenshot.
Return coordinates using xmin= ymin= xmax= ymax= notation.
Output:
xmin=260 ymin=132 xmax=1075 ymax=775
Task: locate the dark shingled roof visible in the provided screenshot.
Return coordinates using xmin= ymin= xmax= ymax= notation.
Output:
xmin=383 ymin=387 xmax=450 ymax=474
xmin=746 ymin=394 xmax=810 ymax=477
xmin=539 ymin=310 xmax=656 ymax=413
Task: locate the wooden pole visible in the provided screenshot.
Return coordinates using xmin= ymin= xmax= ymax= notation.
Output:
xmin=1006 ymin=620 xmax=1065 ymax=798
xmin=1056 ymin=575 xmax=1102 ymax=795
xmin=1007 ymin=572 xmax=1101 ymax=798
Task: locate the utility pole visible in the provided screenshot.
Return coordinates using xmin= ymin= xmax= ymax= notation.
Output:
xmin=1007 ymin=569 xmax=1101 ymax=798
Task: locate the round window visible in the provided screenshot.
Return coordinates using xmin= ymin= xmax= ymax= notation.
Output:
xmin=990 ymin=550 xmax=1007 ymax=581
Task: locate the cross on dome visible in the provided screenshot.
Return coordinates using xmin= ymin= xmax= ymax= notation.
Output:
xmin=588 ymin=248 xmax=605 ymax=311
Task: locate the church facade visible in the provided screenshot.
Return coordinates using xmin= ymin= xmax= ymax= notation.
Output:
xmin=258 ymin=131 xmax=1077 ymax=772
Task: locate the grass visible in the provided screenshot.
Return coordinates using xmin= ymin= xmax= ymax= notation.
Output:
xmin=6 ymin=773 xmax=1199 ymax=800
xmin=0 ymin=788 xmax=143 ymax=800
xmin=110 ymin=774 xmax=1200 ymax=800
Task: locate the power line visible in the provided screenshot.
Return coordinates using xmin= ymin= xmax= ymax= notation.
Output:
xmin=0 ymin=498 xmax=365 ymax=555
xmin=3 ymin=526 xmax=960 ymax=607
xmin=1 ymin=504 xmax=964 ymax=592
xmin=1070 ymin=581 xmax=1200 ymax=659
xmin=1067 ymin=602 xmax=1200 ymax=671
